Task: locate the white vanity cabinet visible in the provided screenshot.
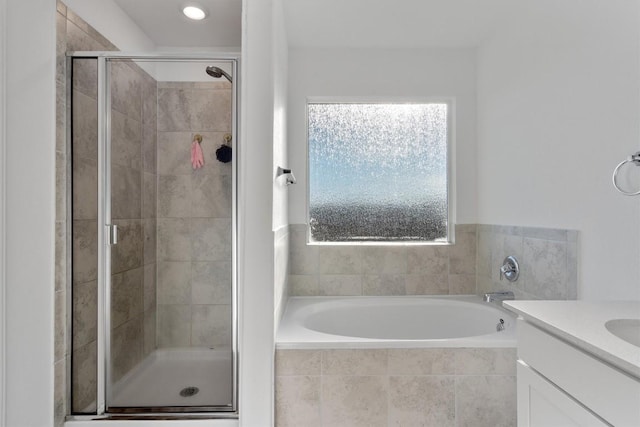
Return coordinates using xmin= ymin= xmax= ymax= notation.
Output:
xmin=516 ymin=319 xmax=640 ymax=427
xmin=517 ymin=361 xmax=608 ymax=426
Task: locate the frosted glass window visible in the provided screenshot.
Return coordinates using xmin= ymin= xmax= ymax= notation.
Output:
xmin=308 ymin=103 xmax=450 ymax=242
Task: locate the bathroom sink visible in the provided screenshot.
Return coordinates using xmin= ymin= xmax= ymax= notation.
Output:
xmin=605 ymin=319 xmax=640 ymax=347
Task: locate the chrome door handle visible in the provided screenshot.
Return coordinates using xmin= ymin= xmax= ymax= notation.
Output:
xmin=106 ymin=224 xmax=118 ymax=246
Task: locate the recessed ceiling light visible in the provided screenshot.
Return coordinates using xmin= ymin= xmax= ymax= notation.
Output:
xmin=183 ymin=5 xmax=207 ymax=20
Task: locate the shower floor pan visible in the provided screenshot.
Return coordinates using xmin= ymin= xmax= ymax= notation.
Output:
xmin=109 ymin=348 xmax=233 ymax=412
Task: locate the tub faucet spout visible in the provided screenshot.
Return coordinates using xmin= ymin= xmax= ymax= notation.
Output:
xmin=483 ymin=291 xmax=515 ymax=303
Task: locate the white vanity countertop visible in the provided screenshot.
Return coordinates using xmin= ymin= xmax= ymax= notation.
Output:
xmin=503 ymin=300 xmax=640 ymax=379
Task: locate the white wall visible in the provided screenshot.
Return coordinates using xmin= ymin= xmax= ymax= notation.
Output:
xmin=272 ymin=0 xmax=290 ymax=330
xmin=3 ymin=0 xmax=56 ymax=425
xmin=63 ymin=0 xmax=159 ymax=78
xmin=63 ymin=0 xmax=159 ymax=83
xmin=272 ymin=1 xmax=289 ymax=231
xmin=239 ymin=0 xmax=279 ymax=424
xmin=0 ymin=0 xmax=5 ymax=422
xmin=63 ymin=0 xmax=156 ymax=52
xmin=476 ymin=0 xmax=640 ymax=300
xmin=287 ymin=48 xmax=478 ymax=225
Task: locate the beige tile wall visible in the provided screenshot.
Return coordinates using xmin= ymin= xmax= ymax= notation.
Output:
xmin=476 ymin=225 xmax=578 ymax=300
xmin=155 ymin=81 xmax=233 ymax=349
xmin=275 ymin=348 xmax=517 ymax=427
xmin=289 ymin=223 xmax=578 ymax=300
xmin=289 ymin=224 xmax=477 ymax=296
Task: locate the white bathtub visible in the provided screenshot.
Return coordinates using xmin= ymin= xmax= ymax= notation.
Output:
xmin=277 ymin=295 xmax=517 ymax=349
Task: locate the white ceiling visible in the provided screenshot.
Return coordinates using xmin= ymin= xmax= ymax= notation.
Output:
xmin=283 ymin=0 xmax=515 ymax=48
xmin=111 ymin=0 xmax=512 ymax=50
xmin=113 ymin=0 xmax=242 ymax=48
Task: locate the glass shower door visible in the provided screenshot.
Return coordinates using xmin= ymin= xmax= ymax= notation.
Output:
xmin=105 ymin=58 xmax=235 ymax=412
xmin=69 ymin=54 xmax=237 ymax=416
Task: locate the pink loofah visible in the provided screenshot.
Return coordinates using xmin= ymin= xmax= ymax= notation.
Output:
xmin=191 ymin=137 xmax=205 ymax=169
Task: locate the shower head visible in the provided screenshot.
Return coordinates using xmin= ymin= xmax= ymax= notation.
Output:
xmin=206 ymin=66 xmax=232 ymax=83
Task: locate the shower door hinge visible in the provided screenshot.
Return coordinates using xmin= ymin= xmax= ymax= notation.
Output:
xmin=106 ymin=224 xmax=118 ymax=246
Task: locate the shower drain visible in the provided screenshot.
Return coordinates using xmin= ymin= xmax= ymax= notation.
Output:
xmin=179 ymin=386 xmax=200 ymax=397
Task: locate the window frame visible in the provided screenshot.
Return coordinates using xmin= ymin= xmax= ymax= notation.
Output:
xmin=305 ymin=96 xmax=456 ymax=246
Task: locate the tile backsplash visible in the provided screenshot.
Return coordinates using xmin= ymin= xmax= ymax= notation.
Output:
xmin=477 ymin=224 xmax=578 ymax=300
xmin=289 ymin=224 xmax=477 ymax=296
xmin=289 ymin=223 xmax=578 ymax=300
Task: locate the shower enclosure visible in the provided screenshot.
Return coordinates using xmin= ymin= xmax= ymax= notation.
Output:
xmin=68 ymin=53 xmax=238 ymax=417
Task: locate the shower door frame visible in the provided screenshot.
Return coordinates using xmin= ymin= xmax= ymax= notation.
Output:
xmin=67 ymin=52 xmax=240 ymax=418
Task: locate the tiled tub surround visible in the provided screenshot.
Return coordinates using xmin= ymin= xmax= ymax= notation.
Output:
xmin=275 ymin=348 xmax=517 ymax=427
xmin=280 ymin=224 xmax=576 ymax=427
xmin=476 ymin=225 xmax=578 ymax=300
xmin=156 ymin=81 xmax=233 ymax=349
xmin=289 ymin=223 xmax=577 ymax=300
xmin=288 ymin=224 xmax=478 ymax=296
xmin=276 ymin=295 xmax=517 ymax=426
